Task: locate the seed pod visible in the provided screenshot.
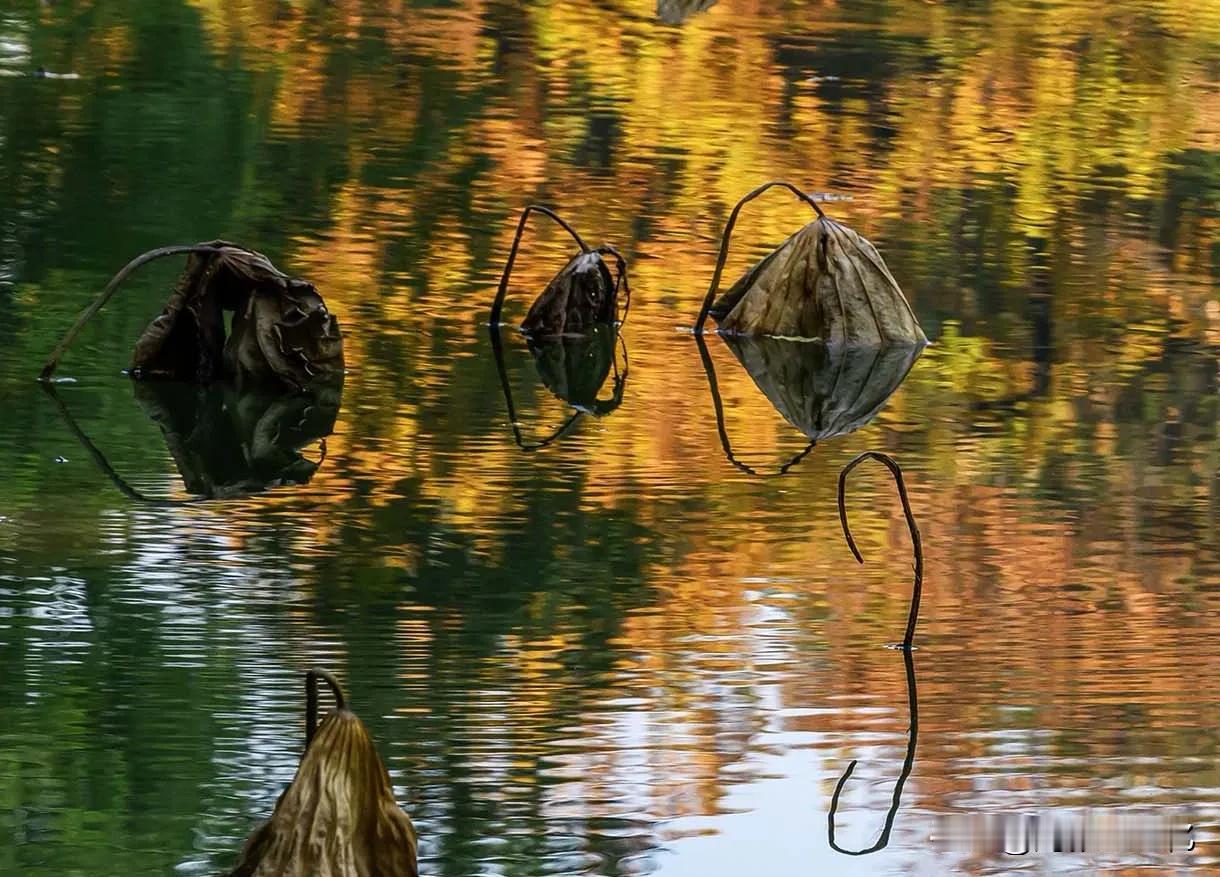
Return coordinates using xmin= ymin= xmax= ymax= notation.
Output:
xmin=228 ymin=671 xmax=418 ymax=877
xmin=696 ymin=182 xmax=926 ymax=344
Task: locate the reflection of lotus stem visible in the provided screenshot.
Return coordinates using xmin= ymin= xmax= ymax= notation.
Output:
xmin=488 ymin=205 xmax=591 ymax=329
xmin=305 ymin=669 xmax=348 ymax=749
xmin=39 ymin=382 xmax=200 ymax=506
xmin=488 ymin=325 xmax=583 ymax=451
xmin=827 ymin=646 xmax=918 ymax=855
xmin=694 ymin=181 xmax=826 ymax=334
xmin=695 ymin=332 xmax=816 ymax=476
xmin=39 ymin=244 xmax=231 ymax=380
xmin=837 ymin=451 xmax=923 ymax=650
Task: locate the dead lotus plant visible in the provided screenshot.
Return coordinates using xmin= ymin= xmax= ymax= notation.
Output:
xmin=227 ymin=670 xmax=418 ymax=877
xmin=40 ymin=242 xmax=343 ymax=388
xmin=695 ymin=182 xmax=926 ymax=344
xmin=488 ymin=205 xmax=630 ymax=337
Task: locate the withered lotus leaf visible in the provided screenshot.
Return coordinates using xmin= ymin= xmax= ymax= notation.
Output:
xmin=521 ymin=250 xmax=617 ymax=337
xmin=228 ymin=677 xmax=417 ymax=877
xmin=132 ymin=242 xmax=344 ymax=387
xmin=699 ymin=182 xmax=925 ymax=344
xmin=489 ymin=205 xmax=629 ymax=339
xmin=39 ymin=242 xmax=343 ymax=387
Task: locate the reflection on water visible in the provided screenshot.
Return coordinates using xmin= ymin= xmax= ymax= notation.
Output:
xmin=0 ymin=0 xmax=1218 ymax=875
xmin=828 ymin=647 xmax=919 ymax=857
xmin=45 ymin=380 xmax=339 ymax=501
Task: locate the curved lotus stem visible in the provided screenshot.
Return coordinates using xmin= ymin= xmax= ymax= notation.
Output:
xmin=305 ymin=668 xmax=348 ymax=749
xmin=837 ymin=451 xmax=923 ymax=649
xmin=827 ymin=646 xmax=919 ymax=855
xmin=695 ymin=332 xmax=816 ymax=477
xmin=694 ymin=181 xmax=826 ymax=334
xmin=39 ymin=244 xmax=230 ymax=380
xmin=488 ymin=324 xmax=585 ymax=452
xmin=594 ymin=244 xmax=632 ymax=328
xmin=488 ymin=205 xmax=591 ymax=329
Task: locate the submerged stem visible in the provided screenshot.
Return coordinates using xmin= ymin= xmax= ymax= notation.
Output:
xmin=694 ymin=181 xmax=826 ymax=334
xmin=837 ymin=451 xmax=923 ymax=649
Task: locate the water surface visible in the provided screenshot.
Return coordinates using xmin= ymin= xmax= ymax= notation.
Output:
xmin=1 ymin=0 xmax=1219 ymax=874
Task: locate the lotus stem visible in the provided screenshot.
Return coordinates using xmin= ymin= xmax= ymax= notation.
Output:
xmin=488 ymin=205 xmax=591 ymax=329
xmin=305 ymin=669 xmax=348 ymax=748
xmin=837 ymin=451 xmax=922 ymax=650
xmin=39 ymin=244 xmax=230 ymax=380
xmin=695 ymin=181 xmax=826 ymax=334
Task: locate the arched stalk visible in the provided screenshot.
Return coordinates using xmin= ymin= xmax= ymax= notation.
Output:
xmin=305 ymin=669 xmax=348 ymax=749
xmin=837 ymin=451 xmax=923 ymax=649
xmin=694 ymin=181 xmax=825 ymax=334
xmin=39 ymin=244 xmax=230 ymax=380
xmin=488 ymin=205 xmax=591 ymax=329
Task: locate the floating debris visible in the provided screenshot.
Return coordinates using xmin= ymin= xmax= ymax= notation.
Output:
xmin=696 ymin=181 xmax=926 ymax=344
xmin=40 ymin=242 xmax=344 ymax=389
xmin=228 ymin=670 xmax=418 ymax=877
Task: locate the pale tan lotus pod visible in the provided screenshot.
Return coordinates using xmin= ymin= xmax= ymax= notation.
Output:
xmin=228 ymin=671 xmax=418 ymax=877
xmin=696 ymin=182 xmax=926 ymax=344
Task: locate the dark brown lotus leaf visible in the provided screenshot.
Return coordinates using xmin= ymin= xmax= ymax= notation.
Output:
xmin=521 ymin=250 xmax=617 ymax=338
xmin=228 ymin=707 xmax=418 ymax=877
xmin=528 ymin=321 xmax=619 ymax=412
xmin=132 ymin=380 xmax=340 ymax=499
xmin=723 ymin=336 xmax=923 ymax=441
xmin=710 ymin=218 xmax=926 ymax=344
xmin=130 ymin=241 xmax=343 ymax=387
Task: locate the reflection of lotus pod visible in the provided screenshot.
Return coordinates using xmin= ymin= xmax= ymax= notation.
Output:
xmin=521 ymin=250 xmax=617 ymax=338
xmin=711 ymin=218 xmax=926 ymax=344
xmin=130 ymin=241 xmax=344 ymax=388
xmin=528 ymin=322 xmax=618 ymax=410
xmin=228 ymin=708 xmax=418 ymax=877
xmin=723 ymin=336 xmax=922 ymax=440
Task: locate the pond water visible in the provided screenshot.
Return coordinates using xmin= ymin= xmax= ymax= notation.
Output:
xmin=1 ymin=1 xmax=1219 ymax=874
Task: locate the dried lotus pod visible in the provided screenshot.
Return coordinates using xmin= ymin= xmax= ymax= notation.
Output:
xmin=696 ymin=182 xmax=926 ymax=344
xmin=39 ymin=242 xmax=344 ymax=388
xmin=489 ymin=205 xmax=630 ymax=338
xmin=228 ymin=670 xmax=418 ymax=877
